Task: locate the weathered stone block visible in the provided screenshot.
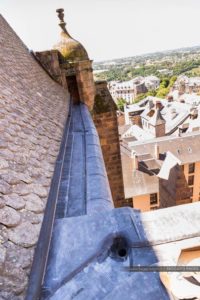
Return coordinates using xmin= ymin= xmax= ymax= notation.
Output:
xmin=7 ymin=222 xmax=39 ymax=247
xmin=4 ymin=194 xmax=25 ymax=210
xmin=0 ymin=206 xmax=20 ymax=227
xmin=24 ymin=193 xmax=44 ymax=213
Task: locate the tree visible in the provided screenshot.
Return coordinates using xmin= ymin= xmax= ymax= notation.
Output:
xmin=160 ymin=78 xmax=170 ymax=88
xmin=156 ymin=87 xmax=170 ymax=98
xmin=117 ymin=98 xmax=126 ymax=111
xmin=169 ymin=76 xmax=177 ymax=87
xmin=134 ymin=90 xmax=157 ymax=103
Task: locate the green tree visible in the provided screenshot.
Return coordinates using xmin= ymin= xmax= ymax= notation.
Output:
xmin=117 ymin=98 xmax=126 ymax=111
xmin=160 ymin=78 xmax=170 ymax=88
xmin=169 ymin=76 xmax=177 ymax=87
xmin=156 ymin=87 xmax=170 ymax=98
xmin=134 ymin=90 xmax=157 ymax=103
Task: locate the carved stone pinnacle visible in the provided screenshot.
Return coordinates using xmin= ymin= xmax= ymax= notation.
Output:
xmin=56 ymin=8 xmax=67 ymax=33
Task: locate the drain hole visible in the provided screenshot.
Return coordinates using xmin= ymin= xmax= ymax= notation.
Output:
xmin=110 ymin=236 xmax=128 ymax=261
xmin=118 ymin=248 xmax=127 ymax=258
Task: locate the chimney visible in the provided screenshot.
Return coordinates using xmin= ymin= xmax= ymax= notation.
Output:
xmin=124 ymin=104 xmax=130 ymax=125
xmin=154 ymin=144 xmax=159 ymax=160
xmin=167 ymin=95 xmax=173 ymax=102
xmin=156 ymin=101 xmax=162 ymax=110
xmin=179 ymin=81 xmax=185 ymax=95
xmin=131 ymin=152 xmax=138 ymax=170
xmin=191 ymin=108 xmax=198 ymax=120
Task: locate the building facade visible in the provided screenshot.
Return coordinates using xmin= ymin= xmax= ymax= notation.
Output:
xmin=121 ymin=133 xmax=200 ymax=212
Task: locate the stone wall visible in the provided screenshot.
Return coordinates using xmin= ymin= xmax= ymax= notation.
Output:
xmin=155 ymin=123 xmax=166 ymax=138
xmin=93 ymin=81 xmax=128 ymax=207
xmin=34 ymin=50 xmax=68 ymax=89
xmin=75 ymin=60 xmax=96 ymax=110
xmin=35 ymin=53 xmax=95 ymax=111
xmin=0 ymin=15 xmax=69 ymax=299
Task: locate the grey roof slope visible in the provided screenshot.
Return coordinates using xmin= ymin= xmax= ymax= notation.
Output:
xmin=121 ymin=152 xmax=159 ymax=197
xmin=0 ymin=14 xmax=69 ymax=299
xmin=143 ymin=108 xmax=166 ymax=126
xmin=139 ymin=97 xmax=190 ymax=134
xmin=127 ymin=132 xmax=200 ymax=164
xmin=151 ymin=108 xmax=166 ymax=126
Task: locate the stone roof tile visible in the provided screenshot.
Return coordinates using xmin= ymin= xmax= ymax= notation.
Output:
xmin=0 ymin=14 xmax=70 ymax=298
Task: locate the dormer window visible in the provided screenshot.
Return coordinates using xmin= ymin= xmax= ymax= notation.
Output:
xmin=147 ymin=109 xmax=155 ymax=117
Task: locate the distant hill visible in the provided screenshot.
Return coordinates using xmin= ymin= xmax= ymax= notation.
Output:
xmin=94 ymin=45 xmax=200 ymax=66
xmin=94 ymin=45 xmax=200 ymax=82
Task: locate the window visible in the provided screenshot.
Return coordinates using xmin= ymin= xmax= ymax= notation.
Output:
xmin=188 ymin=175 xmax=194 ymax=186
xmin=150 ymin=193 xmax=158 ymax=205
xmin=189 ymin=163 xmax=195 ymax=174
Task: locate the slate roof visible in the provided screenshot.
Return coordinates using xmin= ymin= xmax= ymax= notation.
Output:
xmin=0 ymin=14 xmax=69 ymax=299
xmin=121 ymin=125 xmax=154 ymax=141
xmin=121 ymin=151 xmax=159 ymax=197
xmin=118 ymin=124 xmax=131 ymax=136
xmin=140 ymin=97 xmax=191 ymax=134
xmin=124 ymin=131 xmax=200 ymax=165
xmin=142 ymin=107 xmax=166 ymax=126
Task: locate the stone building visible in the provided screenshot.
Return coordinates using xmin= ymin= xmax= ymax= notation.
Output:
xmin=175 ymin=75 xmax=200 ymax=94
xmin=109 ymin=77 xmax=148 ymax=104
xmin=121 ymin=133 xmax=200 ymax=211
xmin=122 ymin=96 xmax=194 ymax=139
xmin=141 ymin=104 xmax=166 ymax=138
xmin=109 ymin=76 xmax=160 ymax=105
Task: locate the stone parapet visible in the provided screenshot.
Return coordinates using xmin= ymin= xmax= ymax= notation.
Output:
xmin=93 ymin=81 xmax=125 ymax=208
xmin=74 ymin=60 xmax=95 ymax=110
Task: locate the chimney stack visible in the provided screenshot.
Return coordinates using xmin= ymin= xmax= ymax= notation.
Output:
xmin=154 ymin=144 xmax=159 ymax=160
xmin=131 ymin=152 xmax=138 ymax=170
xmin=124 ymin=104 xmax=130 ymax=125
xmin=156 ymin=101 xmax=162 ymax=110
xmin=191 ymin=108 xmax=198 ymax=120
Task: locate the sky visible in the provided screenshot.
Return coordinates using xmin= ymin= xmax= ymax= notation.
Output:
xmin=1 ymin=0 xmax=200 ymax=62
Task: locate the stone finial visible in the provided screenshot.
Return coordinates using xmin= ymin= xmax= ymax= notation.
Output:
xmin=56 ymin=8 xmax=67 ymax=33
